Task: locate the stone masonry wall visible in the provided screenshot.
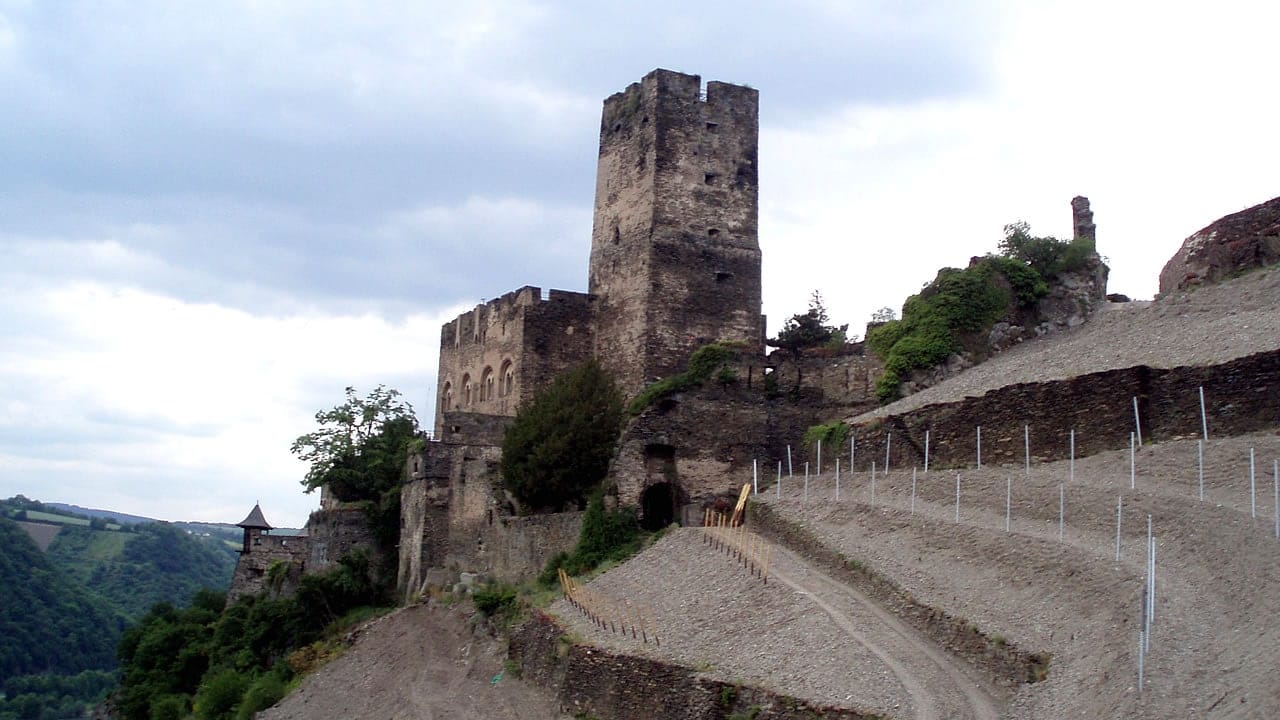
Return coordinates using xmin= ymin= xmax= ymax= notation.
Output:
xmin=398 ymin=441 xmax=583 ymax=593
xmin=228 ymin=531 xmax=308 ymax=601
xmin=589 ymin=69 xmax=763 ymax=397
xmin=508 ymin=609 xmax=879 ymax=720
xmin=847 ymin=349 xmax=1280 ymax=471
xmin=434 ymin=286 xmax=593 ymax=436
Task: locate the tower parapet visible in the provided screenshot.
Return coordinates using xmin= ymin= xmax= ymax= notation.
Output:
xmin=588 ymin=69 xmax=764 ymax=395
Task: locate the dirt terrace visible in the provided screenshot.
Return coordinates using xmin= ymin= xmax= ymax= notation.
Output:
xmin=259 ymin=602 xmax=570 ymax=720
xmin=556 ymin=431 xmax=1280 ymax=719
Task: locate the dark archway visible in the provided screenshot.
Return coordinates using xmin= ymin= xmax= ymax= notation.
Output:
xmin=640 ymin=482 xmax=677 ymax=531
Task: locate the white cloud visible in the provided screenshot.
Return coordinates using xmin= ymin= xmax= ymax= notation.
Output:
xmin=0 ymin=281 xmax=456 ymax=527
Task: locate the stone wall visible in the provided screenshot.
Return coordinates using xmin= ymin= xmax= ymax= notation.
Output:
xmin=228 ymin=531 xmax=308 ymax=601
xmin=434 ymin=286 xmax=593 ymax=436
xmin=848 ymin=349 xmax=1280 ymax=471
xmin=588 ymin=69 xmax=764 ymax=397
xmin=398 ymin=440 xmax=583 ymax=595
xmin=508 ymin=609 xmax=879 ymax=720
xmin=305 ymin=507 xmax=382 ymax=574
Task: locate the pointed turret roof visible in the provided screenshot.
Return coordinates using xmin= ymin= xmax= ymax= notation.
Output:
xmin=236 ymin=503 xmax=272 ymax=530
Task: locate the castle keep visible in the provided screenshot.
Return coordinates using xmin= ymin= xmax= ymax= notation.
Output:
xmin=433 ymin=69 xmax=764 ymax=439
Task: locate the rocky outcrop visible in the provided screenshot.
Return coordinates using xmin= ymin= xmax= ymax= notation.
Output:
xmin=1158 ymin=195 xmax=1280 ymax=296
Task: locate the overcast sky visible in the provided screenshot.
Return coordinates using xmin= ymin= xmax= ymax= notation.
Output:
xmin=2 ymin=1 xmax=1276 ymax=528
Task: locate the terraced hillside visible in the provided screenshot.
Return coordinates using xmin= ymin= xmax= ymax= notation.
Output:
xmin=550 ymin=431 xmax=1279 ymax=719
xmin=544 ymin=270 xmax=1280 ymax=719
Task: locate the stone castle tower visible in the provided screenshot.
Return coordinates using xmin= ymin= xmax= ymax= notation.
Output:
xmin=588 ymin=70 xmax=764 ymax=394
xmin=431 ymin=69 xmax=764 ymax=436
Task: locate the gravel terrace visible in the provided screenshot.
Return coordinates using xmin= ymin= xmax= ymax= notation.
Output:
xmin=755 ymin=431 xmax=1280 ymax=719
xmin=854 ymin=268 xmax=1280 ymax=422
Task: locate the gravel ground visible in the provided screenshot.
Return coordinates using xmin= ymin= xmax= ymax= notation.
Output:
xmin=556 ymin=431 xmax=1280 ymax=719
xmin=551 ymin=529 xmax=1004 ymax=720
xmin=259 ymin=602 xmax=570 ymax=720
xmin=756 ymin=431 xmax=1280 ymax=719
xmin=854 ymin=268 xmax=1280 ymax=422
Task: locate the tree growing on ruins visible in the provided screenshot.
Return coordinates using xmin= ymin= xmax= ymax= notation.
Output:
xmin=501 ymin=360 xmax=625 ymax=512
xmin=290 ymin=385 xmax=418 ymax=499
xmin=768 ymin=291 xmax=848 ymax=352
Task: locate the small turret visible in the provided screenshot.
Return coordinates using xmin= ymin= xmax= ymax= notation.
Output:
xmin=235 ymin=503 xmax=273 ymax=554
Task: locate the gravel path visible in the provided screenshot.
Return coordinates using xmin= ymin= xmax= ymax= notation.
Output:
xmin=854 ymin=268 xmax=1280 ymax=422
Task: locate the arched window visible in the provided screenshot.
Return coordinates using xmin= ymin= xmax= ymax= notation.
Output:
xmin=481 ymin=366 xmax=494 ymax=402
xmin=500 ymin=360 xmax=515 ymax=397
xmin=462 ymin=374 xmax=472 ymax=406
xmin=441 ymin=382 xmax=453 ymax=412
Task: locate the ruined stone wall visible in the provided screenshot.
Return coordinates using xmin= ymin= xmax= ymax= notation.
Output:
xmin=397 ymin=443 xmax=454 ymax=598
xmin=306 ymin=507 xmax=382 ymax=574
xmin=614 ymin=358 xmax=769 ymax=524
xmin=848 ymin=349 xmax=1280 ymax=471
xmin=434 ymin=286 xmax=592 ymax=436
xmin=589 ymin=69 xmax=763 ymax=397
xmin=228 ymin=531 xmax=308 ymax=601
xmin=398 ymin=440 xmax=583 ymax=593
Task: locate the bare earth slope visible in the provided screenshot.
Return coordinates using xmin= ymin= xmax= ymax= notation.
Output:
xmin=259 ymin=603 xmax=570 ymax=720
xmin=856 ymin=267 xmax=1280 ymax=422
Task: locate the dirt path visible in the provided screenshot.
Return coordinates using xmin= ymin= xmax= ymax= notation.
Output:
xmin=259 ymin=602 xmax=569 ymax=720
xmin=769 ymin=546 xmax=1002 ymax=720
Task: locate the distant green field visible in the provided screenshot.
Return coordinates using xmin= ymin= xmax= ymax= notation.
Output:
xmin=22 ymin=510 xmax=121 ymax=530
xmin=25 ymin=510 xmax=89 ymax=525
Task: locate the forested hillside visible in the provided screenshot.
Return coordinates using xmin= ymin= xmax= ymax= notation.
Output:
xmin=50 ymin=522 xmax=237 ymax=619
xmin=0 ymin=498 xmax=239 ymax=720
xmin=0 ymin=517 xmax=124 ymax=683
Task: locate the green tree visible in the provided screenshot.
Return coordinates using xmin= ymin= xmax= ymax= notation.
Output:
xmin=501 ymin=361 xmax=624 ymax=512
xmin=998 ymin=221 xmax=1093 ymax=279
xmin=768 ymin=291 xmax=848 ymax=351
xmin=290 ymin=386 xmax=417 ymax=494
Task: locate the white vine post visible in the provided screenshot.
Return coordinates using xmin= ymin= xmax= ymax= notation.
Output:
xmin=1250 ymin=449 xmax=1256 ymax=519
xmin=1058 ymin=483 xmax=1064 ymax=542
xmin=850 ymin=435 xmax=856 ymax=474
xmin=817 ymin=439 xmax=822 ymax=476
xmin=1198 ymin=440 xmax=1204 ymax=501
xmin=1199 ymin=386 xmax=1208 ymax=440
xmin=1024 ymin=424 xmax=1030 ymax=478
xmin=911 ymin=467 xmax=917 ymax=515
xmin=924 ymin=430 xmax=930 ymax=473
xmin=1273 ymin=460 xmax=1278 ymax=539
xmin=1130 ymin=432 xmax=1136 ymax=490
xmin=1133 ymin=396 xmax=1143 ymax=447
xmin=835 ymin=458 xmax=841 ymax=501
xmin=787 ymin=445 xmax=793 ymax=478
xmin=1069 ymin=429 xmax=1076 ymax=484
xmin=1138 ymin=591 xmax=1146 ymax=695
xmin=954 ymin=473 xmax=960 ymax=523
xmin=776 ymin=461 xmax=782 ymax=499
xmin=753 ymin=458 xmax=758 ymax=496
xmin=976 ymin=425 xmax=982 ymax=469
xmin=884 ymin=432 xmax=892 ymax=476
xmin=1115 ymin=495 xmax=1122 ymax=562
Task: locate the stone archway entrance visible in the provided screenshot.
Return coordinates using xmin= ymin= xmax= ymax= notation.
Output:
xmin=640 ymin=482 xmax=677 ymax=531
